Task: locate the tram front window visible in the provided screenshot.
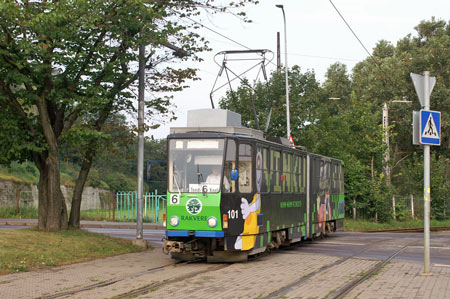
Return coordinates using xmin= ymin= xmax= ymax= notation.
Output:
xmin=168 ymin=139 xmax=226 ymax=193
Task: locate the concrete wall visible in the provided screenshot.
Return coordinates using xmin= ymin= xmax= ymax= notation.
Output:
xmin=0 ymin=180 xmax=114 ymax=211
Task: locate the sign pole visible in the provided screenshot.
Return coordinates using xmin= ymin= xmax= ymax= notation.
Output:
xmin=423 ymin=71 xmax=431 ymax=275
xmin=412 ymin=71 xmax=440 ymax=276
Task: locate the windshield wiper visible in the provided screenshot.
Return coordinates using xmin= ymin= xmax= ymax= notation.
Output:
xmin=196 ymin=165 xmax=204 ymax=184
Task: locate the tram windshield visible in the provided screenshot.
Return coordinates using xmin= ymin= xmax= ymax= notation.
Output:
xmin=168 ymin=139 xmax=227 ymax=193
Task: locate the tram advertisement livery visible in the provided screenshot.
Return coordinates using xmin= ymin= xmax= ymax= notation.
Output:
xmin=163 ymin=109 xmax=344 ymax=262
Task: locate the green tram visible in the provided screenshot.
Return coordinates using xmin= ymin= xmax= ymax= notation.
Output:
xmin=163 ymin=109 xmax=344 ymax=262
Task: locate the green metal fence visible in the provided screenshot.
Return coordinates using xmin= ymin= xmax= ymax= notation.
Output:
xmin=115 ymin=190 xmax=166 ymax=223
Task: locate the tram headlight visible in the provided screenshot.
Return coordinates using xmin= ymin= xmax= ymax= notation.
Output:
xmin=207 ymin=216 xmax=218 ymax=228
xmin=170 ymin=216 xmax=180 ymax=227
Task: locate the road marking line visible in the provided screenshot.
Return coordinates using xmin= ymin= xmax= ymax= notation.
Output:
xmin=408 ymin=246 xmax=450 ymax=250
xmin=433 ymin=264 xmax=450 ymax=268
xmin=319 ymin=242 xmax=365 ymax=246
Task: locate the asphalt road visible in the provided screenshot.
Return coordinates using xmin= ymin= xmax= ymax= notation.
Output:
xmin=282 ymin=231 xmax=450 ymax=266
xmin=0 ymin=225 xmax=165 ymax=245
xmin=77 ymin=229 xmax=450 ymax=265
xmin=83 ymin=227 xmax=166 ymax=245
xmin=0 ymin=225 xmax=27 ymax=229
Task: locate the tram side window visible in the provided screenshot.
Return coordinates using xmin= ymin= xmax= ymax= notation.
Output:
xmin=332 ymin=162 xmax=339 ymax=193
xmin=239 ymin=143 xmax=252 ymax=193
xmin=326 ymin=161 xmax=331 ymax=190
xmin=224 ymin=139 xmax=236 ymax=193
xmin=301 ymin=155 xmax=307 ymax=194
xmin=283 ymin=152 xmax=292 ymax=192
xmin=271 ymin=149 xmax=281 ymax=193
xmin=318 ymin=160 xmax=324 ymax=179
xmin=339 ymin=165 xmax=344 ymax=194
xmin=319 ymin=161 xmax=331 ymax=190
xmin=257 ymin=147 xmax=270 ymax=193
xmin=292 ymin=155 xmax=300 ymax=193
xmin=263 ymin=148 xmax=270 ymax=192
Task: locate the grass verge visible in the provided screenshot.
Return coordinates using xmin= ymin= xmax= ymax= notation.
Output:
xmin=0 ymin=207 xmax=39 ymax=219
xmin=0 ymin=228 xmax=146 ymax=275
xmin=344 ymin=219 xmax=450 ymax=231
xmin=1 ymin=208 xmax=164 ymax=223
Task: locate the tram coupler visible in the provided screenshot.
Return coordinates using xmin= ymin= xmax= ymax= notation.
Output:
xmin=163 ymin=239 xmax=186 ymax=254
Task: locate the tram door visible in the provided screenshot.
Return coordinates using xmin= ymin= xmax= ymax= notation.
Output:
xmin=309 ymin=155 xmax=322 ymax=236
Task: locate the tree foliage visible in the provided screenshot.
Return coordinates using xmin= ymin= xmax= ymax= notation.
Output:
xmin=219 ymin=18 xmax=450 ymax=221
xmin=0 ymin=0 xmax=258 ymax=231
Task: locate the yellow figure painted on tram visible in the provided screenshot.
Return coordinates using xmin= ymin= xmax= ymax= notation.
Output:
xmin=234 ymin=150 xmax=262 ymax=250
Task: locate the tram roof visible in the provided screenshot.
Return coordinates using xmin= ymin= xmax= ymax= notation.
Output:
xmin=169 ymin=126 xmax=265 ymax=140
xmin=168 ymin=127 xmax=309 ymax=152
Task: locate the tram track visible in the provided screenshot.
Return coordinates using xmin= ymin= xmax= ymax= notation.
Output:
xmin=364 ymin=226 xmax=450 ymax=233
xmin=329 ymin=240 xmax=415 ymax=299
xmin=112 ymin=263 xmax=231 ymax=299
xmin=38 ymin=260 xmax=189 ymax=299
xmin=39 ymin=259 xmax=230 ymax=299
xmin=38 ymin=264 xmax=175 ymax=299
xmin=263 ymin=237 xmax=413 ymax=299
xmin=37 ymin=229 xmax=438 ymax=299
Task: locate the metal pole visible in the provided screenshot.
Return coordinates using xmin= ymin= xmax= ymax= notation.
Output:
xmin=136 ymin=37 xmax=145 ymax=240
xmin=423 ymin=71 xmax=431 ymax=275
xmin=276 ymin=5 xmax=290 ymax=140
xmin=382 ymin=103 xmax=390 ymax=185
xmin=276 ymin=32 xmax=281 ymax=73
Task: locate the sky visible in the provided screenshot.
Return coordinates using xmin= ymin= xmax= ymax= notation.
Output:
xmin=148 ymin=0 xmax=450 ymax=139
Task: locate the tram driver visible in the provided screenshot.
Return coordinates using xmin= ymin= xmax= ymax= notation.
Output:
xmin=206 ymin=166 xmax=230 ymax=191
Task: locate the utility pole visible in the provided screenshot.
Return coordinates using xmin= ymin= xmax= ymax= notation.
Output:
xmin=276 ymin=32 xmax=281 ymax=73
xmin=276 ymin=4 xmax=290 ymax=141
xmin=134 ymin=34 xmax=147 ymax=249
xmin=383 ymin=102 xmax=393 ymax=220
xmin=382 ymin=103 xmax=391 ymax=185
xmin=383 ymin=100 xmax=412 ymax=221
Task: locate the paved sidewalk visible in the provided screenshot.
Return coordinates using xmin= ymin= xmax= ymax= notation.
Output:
xmin=2 ymin=222 xmax=449 ymax=298
xmin=0 ymin=242 xmax=449 ymax=298
xmin=0 ymin=218 xmax=164 ymax=230
xmin=346 ymin=261 xmax=450 ymax=299
xmin=0 ymin=247 xmax=174 ymax=299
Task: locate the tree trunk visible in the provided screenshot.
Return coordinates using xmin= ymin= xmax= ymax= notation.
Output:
xmin=68 ymin=102 xmax=112 ymax=228
xmin=69 ymin=150 xmax=94 ymax=228
xmin=371 ymin=156 xmax=374 ymax=180
xmin=36 ymin=151 xmax=68 ymax=232
xmin=392 ymin=196 xmax=396 ymax=220
xmin=353 ymin=198 xmax=356 ymax=221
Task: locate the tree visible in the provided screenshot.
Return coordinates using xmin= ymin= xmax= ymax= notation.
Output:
xmin=352 ymin=18 xmax=450 ymax=219
xmin=219 ymin=60 xmax=391 ymax=220
xmin=322 ymin=62 xmax=352 ymax=112
xmin=0 ymin=0 xmax=258 ymax=231
xmin=219 ymin=66 xmax=322 ymax=139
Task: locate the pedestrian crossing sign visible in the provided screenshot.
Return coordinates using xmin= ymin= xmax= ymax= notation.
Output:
xmin=420 ymin=110 xmax=441 ymax=145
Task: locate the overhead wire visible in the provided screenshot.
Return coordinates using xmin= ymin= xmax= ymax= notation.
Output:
xmin=328 ymin=0 xmax=391 ymax=106
xmin=174 ymin=11 xmax=252 ymax=51
xmin=176 ymin=9 xmax=365 ymax=75
xmin=328 ymin=0 xmax=381 ymax=67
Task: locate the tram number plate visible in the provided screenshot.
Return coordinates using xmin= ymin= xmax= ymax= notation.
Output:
xmin=227 ymin=209 xmax=239 ymax=219
xmin=170 ymin=194 xmax=180 ymax=205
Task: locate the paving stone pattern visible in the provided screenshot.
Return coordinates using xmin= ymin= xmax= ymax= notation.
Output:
xmin=0 ymin=250 xmax=173 ymax=299
xmin=2 ymin=234 xmax=450 ymax=299
xmin=347 ymin=261 xmax=450 ymax=299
